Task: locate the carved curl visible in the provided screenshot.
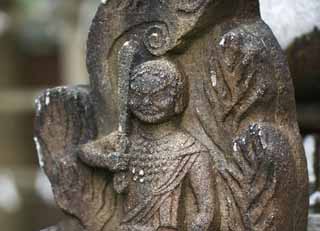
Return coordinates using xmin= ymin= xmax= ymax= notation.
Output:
xmin=143 ymin=24 xmax=171 ymax=56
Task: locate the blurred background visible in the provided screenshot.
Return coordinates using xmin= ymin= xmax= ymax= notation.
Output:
xmin=0 ymin=0 xmax=319 ymax=230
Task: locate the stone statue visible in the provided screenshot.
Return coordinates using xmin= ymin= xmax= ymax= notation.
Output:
xmin=79 ymin=59 xmax=216 ymax=231
xmin=34 ymin=1 xmax=309 ymax=231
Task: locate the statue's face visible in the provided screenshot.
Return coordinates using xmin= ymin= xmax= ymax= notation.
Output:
xmin=129 ymin=79 xmax=177 ymax=124
xmin=128 ymin=62 xmax=179 ymax=124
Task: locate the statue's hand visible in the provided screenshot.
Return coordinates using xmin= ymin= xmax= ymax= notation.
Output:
xmin=105 ymin=152 xmax=129 ymax=171
xmin=118 ymin=132 xmax=131 ymax=153
xmin=78 ymin=131 xmax=130 ymax=171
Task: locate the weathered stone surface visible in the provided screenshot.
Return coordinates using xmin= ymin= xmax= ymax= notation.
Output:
xmin=34 ymin=1 xmax=309 ymax=231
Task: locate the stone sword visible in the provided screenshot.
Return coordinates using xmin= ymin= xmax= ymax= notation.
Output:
xmin=117 ymin=40 xmax=139 ymax=155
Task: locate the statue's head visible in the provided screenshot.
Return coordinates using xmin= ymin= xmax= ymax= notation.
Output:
xmin=129 ymin=60 xmax=188 ymax=124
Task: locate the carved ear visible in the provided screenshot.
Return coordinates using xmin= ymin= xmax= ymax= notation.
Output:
xmin=174 ymin=84 xmax=189 ymax=114
xmin=174 ymin=62 xmax=189 ymax=114
xmin=175 ymin=95 xmax=184 ymax=114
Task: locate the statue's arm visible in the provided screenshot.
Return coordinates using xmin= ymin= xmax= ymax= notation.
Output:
xmin=188 ymin=152 xmax=216 ymax=231
xmin=78 ymin=132 xmax=129 ymax=171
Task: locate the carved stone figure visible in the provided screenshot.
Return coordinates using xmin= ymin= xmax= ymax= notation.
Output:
xmin=34 ymin=1 xmax=309 ymax=231
xmin=79 ymin=59 xmax=216 ymax=231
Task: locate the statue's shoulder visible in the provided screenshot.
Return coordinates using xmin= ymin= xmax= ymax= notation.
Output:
xmin=167 ymin=130 xmax=209 ymax=155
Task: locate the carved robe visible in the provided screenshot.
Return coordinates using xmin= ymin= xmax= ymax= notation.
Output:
xmin=120 ymin=130 xmax=210 ymax=230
